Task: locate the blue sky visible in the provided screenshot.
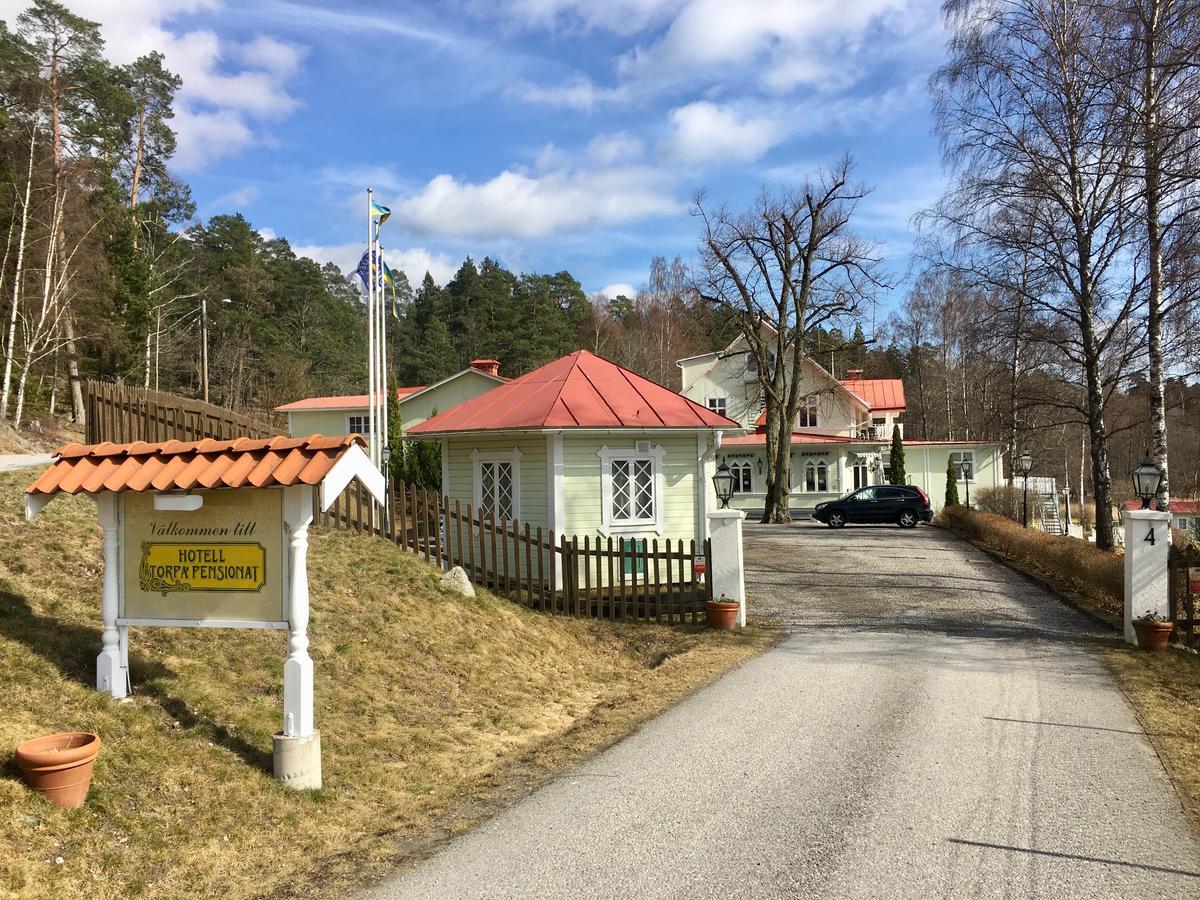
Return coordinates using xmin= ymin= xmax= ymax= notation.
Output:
xmin=4 ymin=0 xmax=950 ymax=316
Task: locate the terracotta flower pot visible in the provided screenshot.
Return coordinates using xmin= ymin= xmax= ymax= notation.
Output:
xmin=1133 ymin=620 xmax=1174 ymax=652
xmin=706 ymin=599 xmax=740 ymax=631
xmin=15 ymin=732 xmax=100 ymax=809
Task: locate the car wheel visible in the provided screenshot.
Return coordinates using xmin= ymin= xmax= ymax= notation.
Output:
xmin=898 ymin=510 xmax=918 ymax=528
xmin=828 ymin=511 xmax=846 ymax=528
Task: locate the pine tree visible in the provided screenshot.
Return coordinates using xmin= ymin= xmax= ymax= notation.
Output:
xmin=888 ymin=427 xmax=906 ymax=485
xmin=944 ymin=456 xmax=960 ymax=508
xmin=413 ymin=317 xmax=457 ymax=384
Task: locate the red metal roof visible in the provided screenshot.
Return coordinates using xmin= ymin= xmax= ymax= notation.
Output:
xmin=1126 ymin=499 xmax=1199 ymax=514
xmin=408 ymin=350 xmax=739 ymax=434
xmin=838 ymin=378 xmax=905 ymax=411
xmin=275 ymin=388 xmax=424 ymax=412
xmin=27 ymin=435 xmax=364 ymax=496
xmin=723 ymin=430 xmax=996 ymax=447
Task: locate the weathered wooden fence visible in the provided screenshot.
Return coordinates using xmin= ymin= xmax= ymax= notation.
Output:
xmin=1168 ymin=539 xmax=1199 ymax=648
xmin=85 ymin=380 xmax=283 ymax=444
xmin=317 ymin=480 xmax=711 ymax=622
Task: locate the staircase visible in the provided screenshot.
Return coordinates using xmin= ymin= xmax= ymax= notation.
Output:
xmin=1038 ymin=493 xmax=1062 ymax=535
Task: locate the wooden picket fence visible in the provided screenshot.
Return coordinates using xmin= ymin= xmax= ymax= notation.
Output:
xmin=1168 ymin=540 xmax=1200 ymax=648
xmin=317 ymin=480 xmax=712 ymax=623
xmin=85 ymin=380 xmax=283 ymax=444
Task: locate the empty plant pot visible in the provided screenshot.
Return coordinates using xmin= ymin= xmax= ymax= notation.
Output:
xmin=1133 ymin=620 xmax=1174 ymax=652
xmin=706 ymin=599 xmax=740 ymax=631
xmin=15 ymin=732 xmax=101 ymax=809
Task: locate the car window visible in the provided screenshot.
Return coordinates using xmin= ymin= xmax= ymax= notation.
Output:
xmin=878 ymin=488 xmax=906 ymax=500
xmin=852 ymin=488 xmax=876 ymax=501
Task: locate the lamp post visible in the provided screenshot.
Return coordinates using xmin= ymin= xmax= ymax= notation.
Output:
xmin=958 ymin=459 xmax=972 ymax=509
xmin=380 ymin=444 xmax=392 ymax=532
xmin=1132 ymin=455 xmax=1165 ymax=510
xmin=713 ymin=462 xmax=735 ymax=509
xmin=200 ymin=297 xmax=232 ymax=404
xmin=1015 ymin=450 xmax=1033 ymax=527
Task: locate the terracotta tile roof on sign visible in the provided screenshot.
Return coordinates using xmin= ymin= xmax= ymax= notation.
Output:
xmin=27 ymin=434 xmax=364 ymax=497
xmin=408 ymin=350 xmax=740 ymax=434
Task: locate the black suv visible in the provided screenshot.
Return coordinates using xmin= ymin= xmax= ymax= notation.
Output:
xmin=812 ymin=485 xmax=933 ymax=528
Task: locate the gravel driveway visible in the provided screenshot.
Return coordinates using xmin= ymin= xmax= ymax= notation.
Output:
xmin=370 ymin=520 xmax=1200 ymax=899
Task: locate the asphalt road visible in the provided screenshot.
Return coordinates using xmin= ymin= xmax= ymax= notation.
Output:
xmin=0 ymin=452 xmax=52 ymax=473
xmin=369 ymin=521 xmax=1200 ymax=899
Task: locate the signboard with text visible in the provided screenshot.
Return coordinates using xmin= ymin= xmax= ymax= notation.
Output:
xmin=121 ymin=489 xmax=286 ymax=624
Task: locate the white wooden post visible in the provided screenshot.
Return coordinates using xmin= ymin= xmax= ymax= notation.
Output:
xmin=707 ymin=509 xmax=746 ymax=627
xmin=1123 ymin=508 xmax=1172 ymax=645
xmin=95 ymin=493 xmax=127 ymax=698
xmin=276 ymin=484 xmax=321 ymax=789
xmin=283 ymin=485 xmax=314 ymax=736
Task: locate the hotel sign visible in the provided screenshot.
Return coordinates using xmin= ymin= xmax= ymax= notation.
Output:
xmin=122 ymin=490 xmax=285 ymax=625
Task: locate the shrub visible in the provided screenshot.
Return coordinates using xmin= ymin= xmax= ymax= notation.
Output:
xmin=888 ymin=428 xmax=906 ymax=485
xmin=975 ymin=484 xmax=1023 ymax=522
xmin=944 ymin=456 xmax=959 ymax=507
xmin=940 ymin=505 xmax=1123 ymax=616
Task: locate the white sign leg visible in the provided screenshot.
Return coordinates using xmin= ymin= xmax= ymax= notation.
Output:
xmin=96 ymin=493 xmax=127 ymax=698
xmin=1123 ymin=508 xmax=1172 ymax=645
xmin=276 ymin=485 xmax=321 ymax=789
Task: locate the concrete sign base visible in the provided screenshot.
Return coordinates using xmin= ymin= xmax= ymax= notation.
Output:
xmin=273 ymin=730 xmax=322 ymax=790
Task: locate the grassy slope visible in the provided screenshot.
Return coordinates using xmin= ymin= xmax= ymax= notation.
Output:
xmin=0 ymin=472 xmax=770 ymax=898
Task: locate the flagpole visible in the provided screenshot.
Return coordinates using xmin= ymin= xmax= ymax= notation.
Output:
xmin=379 ymin=244 xmax=389 ymax=462
xmin=366 ymin=187 xmax=377 ymax=469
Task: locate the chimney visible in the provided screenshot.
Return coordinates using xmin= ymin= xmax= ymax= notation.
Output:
xmin=469 ymin=358 xmax=501 ymax=378
xmin=844 ymin=369 xmax=864 ymax=381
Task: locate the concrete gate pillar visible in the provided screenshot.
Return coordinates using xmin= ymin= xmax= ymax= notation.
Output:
xmin=1123 ymin=508 xmax=1172 ymax=645
xmin=707 ymin=509 xmax=746 ymax=628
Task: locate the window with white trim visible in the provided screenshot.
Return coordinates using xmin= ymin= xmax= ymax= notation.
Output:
xmin=707 ymin=396 xmax=728 ymax=417
xmin=950 ymin=450 xmax=975 ymax=482
xmin=472 ymin=448 xmax=521 ymax=521
xmin=598 ymin=444 xmax=665 ymax=533
xmin=347 ymin=414 xmax=369 ymax=435
xmin=797 ymin=396 xmax=819 ymax=428
xmin=611 ymin=457 xmax=654 ymax=522
xmin=804 ymin=459 xmax=828 ymax=492
xmin=729 ymin=461 xmax=752 ymax=493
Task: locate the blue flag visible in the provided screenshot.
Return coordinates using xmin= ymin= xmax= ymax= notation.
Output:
xmin=355 ymin=250 xmax=370 ymax=292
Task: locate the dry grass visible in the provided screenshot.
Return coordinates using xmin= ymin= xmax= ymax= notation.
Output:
xmin=941 ymin=505 xmax=1123 ymax=617
xmin=0 ymin=471 xmax=772 ymax=898
xmin=1102 ymin=646 xmax=1200 ymax=830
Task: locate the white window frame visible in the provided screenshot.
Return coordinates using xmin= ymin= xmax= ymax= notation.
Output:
xmin=707 ymin=396 xmax=728 ymax=417
xmin=471 ymin=447 xmax=522 ymax=521
xmin=598 ymin=443 xmax=666 ymax=535
xmin=950 ymin=450 xmax=976 ymax=483
xmin=346 ymin=414 xmax=369 ymax=435
xmin=796 ymin=396 xmax=819 ymax=428
xmin=730 ymin=461 xmax=752 ymax=493
xmin=804 ymin=459 xmax=828 ymax=492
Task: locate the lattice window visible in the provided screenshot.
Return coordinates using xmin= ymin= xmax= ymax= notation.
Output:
xmin=611 ymin=457 xmax=655 ymax=523
xmin=479 ymin=460 xmax=514 ymax=519
xmin=805 ymin=460 xmax=828 ymax=492
xmin=347 ymin=415 xmax=369 ymax=435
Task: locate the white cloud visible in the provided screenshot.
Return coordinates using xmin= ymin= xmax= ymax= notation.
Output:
xmin=395 ymin=164 xmax=681 ymax=240
xmin=587 ymin=132 xmax=644 ymax=165
xmin=292 ymin=242 xmax=458 ymax=288
xmin=505 ymin=0 xmax=937 ymax=108
xmin=0 ymin=0 xmax=307 ymax=171
xmin=210 ymin=185 xmax=261 ymax=210
xmin=598 ymin=282 xmax=636 ymax=299
xmin=662 ymin=101 xmax=782 ymax=165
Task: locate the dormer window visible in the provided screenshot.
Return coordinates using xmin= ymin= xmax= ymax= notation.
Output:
xmin=797 ymin=396 xmax=819 ymax=428
xmin=746 ymin=352 xmax=776 ymax=378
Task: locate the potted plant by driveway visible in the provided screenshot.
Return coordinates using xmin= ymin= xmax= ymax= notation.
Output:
xmin=15 ymin=732 xmax=101 ymax=809
xmin=706 ymin=594 xmax=740 ymax=630
xmin=1133 ymin=610 xmax=1174 ymax=652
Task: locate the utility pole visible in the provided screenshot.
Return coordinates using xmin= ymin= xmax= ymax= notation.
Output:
xmin=200 ymin=296 xmax=209 ymax=404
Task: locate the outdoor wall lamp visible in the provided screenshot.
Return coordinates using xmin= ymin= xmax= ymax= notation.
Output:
xmin=1132 ymin=455 xmax=1164 ymax=509
xmin=713 ymin=462 xmax=735 ymax=509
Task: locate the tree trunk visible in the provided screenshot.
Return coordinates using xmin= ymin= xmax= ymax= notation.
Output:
xmin=1082 ymin=316 xmax=1115 ymax=550
xmin=0 ymin=122 xmax=37 ymax=420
